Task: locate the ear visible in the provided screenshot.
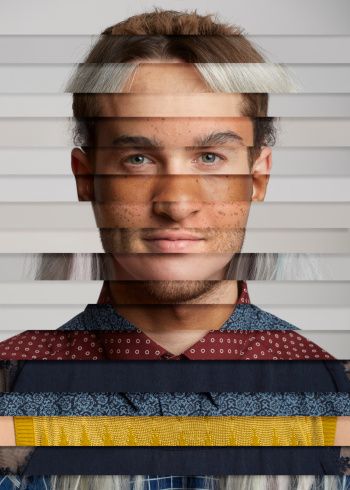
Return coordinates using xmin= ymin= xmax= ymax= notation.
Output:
xmin=71 ymin=148 xmax=94 ymax=201
xmin=251 ymin=146 xmax=272 ymax=202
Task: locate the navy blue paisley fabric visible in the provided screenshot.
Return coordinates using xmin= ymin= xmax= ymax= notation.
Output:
xmin=1 ymin=392 xmax=349 ymax=416
xmin=59 ymin=304 xmax=297 ymax=332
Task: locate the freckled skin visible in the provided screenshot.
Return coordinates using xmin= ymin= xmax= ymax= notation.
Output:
xmin=72 ymin=62 xmax=271 ymax=302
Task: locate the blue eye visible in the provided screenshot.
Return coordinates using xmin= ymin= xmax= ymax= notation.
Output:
xmin=127 ymin=155 xmax=148 ymax=165
xmin=201 ymin=153 xmax=218 ymax=164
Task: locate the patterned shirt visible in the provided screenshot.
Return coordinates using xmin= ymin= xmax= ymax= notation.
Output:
xmin=0 ymin=282 xmax=333 ymax=361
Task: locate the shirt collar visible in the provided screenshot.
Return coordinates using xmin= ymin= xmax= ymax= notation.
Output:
xmin=96 ymin=281 xmax=250 ymax=360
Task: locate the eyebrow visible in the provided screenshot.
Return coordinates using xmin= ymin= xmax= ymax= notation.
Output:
xmin=112 ymin=131 xmax=244 ymax=149
xmin=193 ymin=131 xmax=244 ymax=147
xmin=112 ymin=135 xmax=161 ymax=147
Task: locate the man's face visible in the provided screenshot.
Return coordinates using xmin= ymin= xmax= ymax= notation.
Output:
xmin=72 ymin=62 xmax=271 ymax=301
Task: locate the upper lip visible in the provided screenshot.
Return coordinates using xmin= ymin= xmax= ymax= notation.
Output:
xmin=143 ymin=230 xmax=205 ymax=240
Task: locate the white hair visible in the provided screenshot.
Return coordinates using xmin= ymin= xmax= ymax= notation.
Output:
xmin=66 ymin=62 xmax=297 ymax=94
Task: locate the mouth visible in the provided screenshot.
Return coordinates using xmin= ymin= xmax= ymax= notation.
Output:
xmin=142 ymin=230 xmax=206 ymax=252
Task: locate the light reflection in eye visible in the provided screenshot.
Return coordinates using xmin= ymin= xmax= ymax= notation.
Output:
xmin=198 ymin=153 xmax=222 ymax=164
xmin=126 ymin=154 xmax=152 ymax=165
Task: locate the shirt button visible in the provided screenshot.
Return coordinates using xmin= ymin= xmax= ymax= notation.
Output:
xmin=162 ymin=353 xmax=173 ymax=360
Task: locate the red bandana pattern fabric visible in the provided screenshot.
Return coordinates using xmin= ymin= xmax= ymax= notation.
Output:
xmin=0 ymin=282 xmax=333 ymax=361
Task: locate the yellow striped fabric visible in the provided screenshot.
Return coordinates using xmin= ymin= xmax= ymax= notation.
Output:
xmin=13 ymin=416 xmax=337 ymax=447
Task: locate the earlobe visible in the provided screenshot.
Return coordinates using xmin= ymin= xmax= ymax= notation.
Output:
xmin=71 ymin=148 xmax=94 ymax=202
xmin=251 ymin=147 xmax=272 ymax=202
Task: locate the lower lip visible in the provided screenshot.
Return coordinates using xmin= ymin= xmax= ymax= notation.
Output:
xmin=144 ymin=239 xmax=204 ymax=252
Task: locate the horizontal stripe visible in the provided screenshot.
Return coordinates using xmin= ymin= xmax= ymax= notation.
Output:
xmin=0 ymin=36 xmax=350 ymax=64
xmin=1 ymin=176 xmax=350 ymax=202
xmin=0 ymin=281 xmax=349 ymax=305
xmin=0 ymin=229 xmax=348 ymax=252
xmin=12 ymin=416 xmax=337 ymax=446
xmin=0 ymin=203 xmax=350 ymax=228
xmin=1 ymin=330 xmax=349 ymax=357
xmin=0 ymin=65 xmax=350 ymax=94
xmin=10 ymin=360 xmax=350 ymax=392
xmin=19 ymin=446 xmax=342 ymax=475
xmin=2 ymin=94 xmax=350 ymax=117
xmin=0 ymin=148 xmax=349 ymax=175
xmin=1 ymin=309 xmax=350 ymax=333
xmin=1 ymin=392 xmax=349 ymax=416
xmin=2 ymin=118 xmax=350 ymax=147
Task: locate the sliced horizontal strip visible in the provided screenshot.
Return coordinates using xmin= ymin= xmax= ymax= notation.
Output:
xmin=10 ymin=360 xmax=350 ymax=392
xmin=3 ymin=94 xmax=350 ymax=117
xmin=1 ymin=392 xmax=350 ymax=416
xmin=0 ymin=281 xmax=349 ymax=305
xmin=18 ymin=446 xmax=342 ymax=475
xmin=1 ymin=176 xmax=350 ymax=202
xmin=0 ymin=148 xmax=349 ymax=175
xmin=0 ymin=229 xmax=348 ymax=252
xmin=0 ymin=203 xmax=349 ymax=228
xmin=1 ymin=64 xmax=350 ymax=93
xmin=2 ymin=117 xmax=350 ymax=146
xmin=0 ymin=329 xmax=350 ymax=359
xmin=1 ymin=306 xmax=350 ymax=333
xmin=1 ymin=36 xmax=350 ymax=64
xmin=12 ymin=415 xmax=335 ymax=446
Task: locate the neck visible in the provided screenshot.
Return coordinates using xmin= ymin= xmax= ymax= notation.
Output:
xmin=108 ymin=280 xmax=239 ymax=355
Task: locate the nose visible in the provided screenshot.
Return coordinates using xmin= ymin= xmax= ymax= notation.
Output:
xmin=152 ymin=175 xmax=203 ymax=222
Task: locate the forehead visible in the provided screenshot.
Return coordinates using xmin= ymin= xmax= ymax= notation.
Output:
xmin=96 ymin=62 xmax=251 ymax=144
xmin=98 ymin=62 xmax=246 ymax=118
xmin=97 ymin=117 xmax=253 ymax=147
xmin=125 ymin=62 xmax=211 ymax=93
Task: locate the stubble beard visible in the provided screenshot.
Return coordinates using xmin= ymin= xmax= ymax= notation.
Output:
xmin=143 ymin=280 xmax=218 ymax=303
xmin=99 ymin=228 xmax=246 ymax=303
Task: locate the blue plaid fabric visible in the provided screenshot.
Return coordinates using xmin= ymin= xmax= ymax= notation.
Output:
xmin=133 ymin=476 xmax=219 ymax=489
xmin=2 ymin=476 xmax=350 ymax=489
xmin=0 ymin=475 xmax=219 ymax=489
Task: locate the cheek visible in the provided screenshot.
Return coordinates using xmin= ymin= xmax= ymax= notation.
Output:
xmin=93 ymin=203 xmax=152 ymax=228
xmin=92 ymin=176 xmax=253 ymax=227
xmin=92 ymin=177 xmax=154 ymax=227
xmin=211 ymin=202 xmax=251 ymax=228
xmin=93 ymin=176 xmax=153 ymax=202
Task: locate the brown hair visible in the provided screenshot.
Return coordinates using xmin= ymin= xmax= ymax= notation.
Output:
xmin=71 ymin=9 xmax=276 ymax=156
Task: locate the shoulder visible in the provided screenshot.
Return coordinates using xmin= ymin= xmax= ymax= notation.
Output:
xmin=58 ymin=304 xmax=136 ymax=331
xmin=224 ymin=303 xmax=298 ymax=331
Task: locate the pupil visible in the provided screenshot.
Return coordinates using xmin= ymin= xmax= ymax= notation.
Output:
xmin=204 ymin=153 xmax=215 ymax=162
xmin=133 ymin=155 xmax=144 ymax=164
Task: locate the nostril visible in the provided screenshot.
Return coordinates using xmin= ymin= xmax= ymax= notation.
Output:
xmin=152 ymin=201 xmax=201 ymax=221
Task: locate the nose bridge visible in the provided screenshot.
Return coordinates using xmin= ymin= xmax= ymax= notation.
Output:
xmin=153 ymin=174 xmax=203 ymax=201
xmin=151 ymin=174 xmax=204 ymax=221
